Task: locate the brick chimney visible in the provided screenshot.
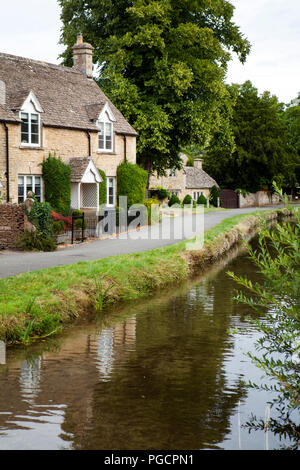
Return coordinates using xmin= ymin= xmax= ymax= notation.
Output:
xmin=194 ymin=158 xmax=203 ymax=169
xmin=0 ymin=80 xmax=6 ymax=105
xmin=72 ymin=34 xmax=94 ymax=79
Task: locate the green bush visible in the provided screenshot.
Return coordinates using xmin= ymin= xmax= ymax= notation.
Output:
xmin=197 ymin=194 xmax=207 ymax=205
xmin=144 ymin=199 xmax=160 ymax=225
xmin=98 ymin=168 xmax=107 ymax=205
xmin=74 ymin=219 xmax=87 ymax=230
xmin=209 ymin=185 xmax=220 ymax=207
xmin=182 ymin=195 xmax=193 ymax=205
xmin=72 ymin=209 xmax=82 ymax=217
xmin=15 ymin=231 xmax=57 ymax=252
xmin=52 ymin=220 xmax=65 ymax=235
xmin=72 ymin=210 xmax=87 ymax=230
xmin=168 ymin=194 xmax=181 ymax=207
xmin=153 ymin=187 xmax=170 ymax=200
xmin=27 ymin=201 xmax=53 ymax=239
xmin=117 ymin=162 xmax=148 ymax=208
xmin=41 ymin=153 xmax=71 ymax=216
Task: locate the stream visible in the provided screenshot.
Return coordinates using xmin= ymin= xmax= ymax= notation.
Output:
xmin=0 ymin=240 xmax=295 ymax=450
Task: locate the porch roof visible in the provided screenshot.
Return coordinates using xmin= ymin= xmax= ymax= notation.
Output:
xmin=69 ymin=157 xmax=102 ymax=184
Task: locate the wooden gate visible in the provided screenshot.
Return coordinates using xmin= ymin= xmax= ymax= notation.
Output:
xmin=220 ymin=189 xmax=239 ymax=209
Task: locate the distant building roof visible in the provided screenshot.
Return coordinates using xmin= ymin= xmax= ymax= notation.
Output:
xmin=0 ymin=52 xmax=137 ymax=135
xmin=184 ymin=166 xmax=218 ymax=189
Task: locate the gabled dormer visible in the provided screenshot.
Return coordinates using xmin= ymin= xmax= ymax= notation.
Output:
xmin=20 ymin=91 xmax=44 ymax=147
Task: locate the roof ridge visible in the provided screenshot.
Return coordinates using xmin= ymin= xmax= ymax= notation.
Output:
xmin=0 ymin=52 xmax=81 ymax=75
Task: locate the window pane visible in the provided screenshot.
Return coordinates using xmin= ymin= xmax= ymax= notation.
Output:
xmin=18 ymin=176 xmax=25 ymax=203
xmin=98 ymin=122 xmax=104 ymax=150
xmin=34 ymin=177 xmax=41 ymax=201
xmin=108 ymin=178 xmax=115 ymax=205
xmin=30 ymin=114 xmax=39 ymax=144
xmin=105 ymin=123 xmax=112 ymax=150
xmin=26 ymin=176 xmax=33 ymax=195
xmin=21 ymin=113 xmax=29 ymax=143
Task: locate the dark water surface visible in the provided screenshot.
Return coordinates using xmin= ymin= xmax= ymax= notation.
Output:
xmin=0 ymin=244 xmax=290 ymax=450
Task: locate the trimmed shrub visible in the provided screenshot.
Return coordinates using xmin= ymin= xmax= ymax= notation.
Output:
xmin=98 ymin=168 xmax=107 ymax=205
xmin=52 ymin=220 xmax=65 ymax=235
xmin=41 ymin=153 xmax=71 ymax=216
xmin=197 ymin=194 xmax=207 ymax=205
xmin=182 ymin=194 xmax=193 ymax=205
xmin=210 ymin=185 xmax=220 ymax=207
xmin=72 ymin=209 xmax=87 ymax=230
xmin=168 ymin=194 xmax=181 ymax=207
xmin=117 ymin=162 xmax=148 ymax=208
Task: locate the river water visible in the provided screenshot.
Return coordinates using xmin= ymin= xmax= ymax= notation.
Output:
xmin=0 ymin=243 xmax=293 ymax=450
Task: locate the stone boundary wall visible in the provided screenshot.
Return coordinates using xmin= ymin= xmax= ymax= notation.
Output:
xmin=239 ymin=191 xmax=280 ymax=208
xmin=0 ymin=204 xmax=25 ymax=250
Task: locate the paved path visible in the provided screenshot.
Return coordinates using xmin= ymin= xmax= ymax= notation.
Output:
xmin=0 ymin=206 xmax=284 ymax=278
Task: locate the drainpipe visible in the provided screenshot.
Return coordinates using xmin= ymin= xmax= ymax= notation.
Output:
xmin=123 ymin=135 xmax=127 ymax=162
xmin=3 ymin=122 xmax=9 ymax=203
xmin=86 ymin=130 xmax=91 ymax=157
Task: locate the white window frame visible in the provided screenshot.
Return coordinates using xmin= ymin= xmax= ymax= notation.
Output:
xmin=97 ymin=115 xmax=114 ymax=152
xmin=106 ymin=177 xmax=116 ymax=207
xmin=20 ymin=112 xmax=41 ymax=147
xmin=18 ymin=175 xmax=43 ymax=203
xmin=169 ymin=169 xmax=177 ymax=177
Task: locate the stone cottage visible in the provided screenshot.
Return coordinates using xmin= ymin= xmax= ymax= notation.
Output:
xmin=150 ymin=153 xmax=218 ymax=202
xmin=0 ymin=34 xmax=138 ymax=212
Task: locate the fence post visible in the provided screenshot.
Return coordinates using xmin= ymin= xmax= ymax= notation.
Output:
xmin=71 ymin=215 xmax=74 ymax=245
xmin=82 ymin=212 xmax=85 ymax=242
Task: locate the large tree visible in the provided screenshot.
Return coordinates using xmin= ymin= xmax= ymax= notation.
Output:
xmin=281 ymin=94 xmax=300 ymax=184
xmin=58 ymin=0 xmax=250 ymax=181
xmin=204 ymin=81 xmax=299 ymax=192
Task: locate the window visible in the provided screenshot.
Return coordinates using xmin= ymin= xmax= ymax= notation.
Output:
xmin=21 ymin=112 xmax=40 ymax=146
xmin=18 ymin=175 xmax=42 ymax=203
xmin=98 ymin=121 xmax=113 ymax=151
xmin=169 ymin=169 xmax=177 ymax=177
xmin=107 ymin=177 xmax=116 ymax=207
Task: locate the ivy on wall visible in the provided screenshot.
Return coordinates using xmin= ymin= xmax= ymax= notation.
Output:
xmin=98 ymin=168 xmax=107 ymax=205
xmin=41 ymin=153 xmax=71 ymax=216
xmin=117 ymin=162 xmax=148 ymax=208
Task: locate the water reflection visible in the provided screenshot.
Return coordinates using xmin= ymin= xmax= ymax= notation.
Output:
xmin=0 ymin=245 xmax=289 ymax=450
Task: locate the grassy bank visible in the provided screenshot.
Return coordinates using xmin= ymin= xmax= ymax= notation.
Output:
xmin=0 ymin=208 xmax=293 ymax=345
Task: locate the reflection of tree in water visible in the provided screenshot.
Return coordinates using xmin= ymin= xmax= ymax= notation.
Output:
xmin=73 ymin=258 xmax=254 ymax=450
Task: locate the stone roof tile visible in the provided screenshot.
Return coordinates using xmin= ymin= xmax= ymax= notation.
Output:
xmin=184 ymin=166 xmax=218 ymax=189
xmin=0 ymin=52 xmax=138 ymax=135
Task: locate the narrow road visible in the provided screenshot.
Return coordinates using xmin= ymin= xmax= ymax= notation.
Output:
xmin=0 ymin=206 xmax=284 ymax=278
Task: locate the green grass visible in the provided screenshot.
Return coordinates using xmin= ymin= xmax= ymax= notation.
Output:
xmin=0 ymin=208 xmax=289 ymax=345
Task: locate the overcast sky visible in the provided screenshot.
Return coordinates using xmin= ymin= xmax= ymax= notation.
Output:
xmin=0 ymin=0 xmax=299 ymax=104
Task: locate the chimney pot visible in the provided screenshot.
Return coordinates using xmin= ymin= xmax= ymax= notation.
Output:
xmin=194 ymin=158 xmax=203 ymax=169
xmin=77 ymin=33 xmax=83 ymax=45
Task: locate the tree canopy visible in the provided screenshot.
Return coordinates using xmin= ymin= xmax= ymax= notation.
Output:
xmin=204 ymin=81 xmax=299 ymax=192
xmin=58 ymin=0 xmax=250 ymax=177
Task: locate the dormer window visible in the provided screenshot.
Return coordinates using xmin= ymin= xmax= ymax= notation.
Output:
xmin=20 ymin=91 xmax=43 ymax=147
xmin=98 ymin=121 xmax=113 ymax=151
xmin=21 ymin=112 xmax=40 ymax=145
xmin=97 ymin=102 xmax=116 ymax=153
